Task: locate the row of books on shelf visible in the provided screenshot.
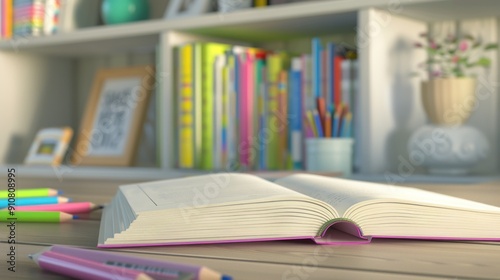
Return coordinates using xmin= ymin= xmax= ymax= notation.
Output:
xmin=175 ymin=37 xmax=359 ymax=171
xmin=0 ymin=0 xmax=81 ymax=39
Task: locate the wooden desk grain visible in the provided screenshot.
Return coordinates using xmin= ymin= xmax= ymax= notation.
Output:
xmin=1 ymin=177 xmax=500 ymax=279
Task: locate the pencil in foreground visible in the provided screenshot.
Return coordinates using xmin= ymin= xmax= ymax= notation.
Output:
xmin=0 ymin=211 xmax=77 ymax=222
xmin=48 ymin=245 xmax=232 ymax=280
xmin=29 ymin=251 xmax=153 ymax=280
xmin=0 ymin=196 xmax=70 ymax=208
xmin=0 ymin=188 xmax=60 ymax=198
xmin=12 ymin=202 xmax=100 ymax=214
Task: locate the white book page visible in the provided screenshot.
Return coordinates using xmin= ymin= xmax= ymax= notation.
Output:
xmin=275 ymin=174 xmax=500 ymax=216
xmin=121 ymin=173 xmax=310 ymax=213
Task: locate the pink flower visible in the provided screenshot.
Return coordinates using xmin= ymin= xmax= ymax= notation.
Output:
xmin=452 ymin=56 xmax=459 ymax=63
xmin=432 ymin=70 xmax=442 ymax=77
xmin=429 ymin=41 xmax=438 ymax=49
xmin=459 ymin=41 xmax=468 ymax=51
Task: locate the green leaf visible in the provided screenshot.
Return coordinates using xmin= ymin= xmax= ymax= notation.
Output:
xmin=477 ymin=57 xmax=491 ymax=67
xmin=464 ymin=34 xmax=475 ymax=41
xmin=484 ymin=43 xmax=498 ymax=50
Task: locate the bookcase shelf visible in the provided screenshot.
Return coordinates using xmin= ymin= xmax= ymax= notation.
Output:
xmin=1 ymin=0 xmax=500 ymax=180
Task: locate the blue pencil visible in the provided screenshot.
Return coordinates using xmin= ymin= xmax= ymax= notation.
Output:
xmin=312 ymin=110 xmax=324 ymax=137
xmin=0 ymin=196 xmax=70 ymax=208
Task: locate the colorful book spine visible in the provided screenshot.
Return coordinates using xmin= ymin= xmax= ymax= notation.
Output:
xmin=226 ymin=51 xmax=237 ymax=170
xmin=333 ymin=55 xmax=343 ymax=106
xmin=341 ymin=59 xmax=352 ymax=108
xmin=255 ymin=53 xmax=266 ymax=170
xmin=178 ymin=44 xmax=195 ymax=168
xmin=312 ymin=38 xmax=322 ymax=99
xmin=193 ymin=44 xmax=202 ymax=168
xmin=277 ymin=70 xmax=288 ymax=170
xmin=239 ymin=52 xmax=254 ymax=170
xmin=326 ymin=42 xmax=335 ymax=108
xmin=13 ymin=0 xmax=45 ymax=37
xmin=266 ymin=54 xmax=282 ymax=170
xmin=2 ymin=0 xmax=14 ymax=39
xmin=290 ymin=58 xmax=302 ymax=169
xmin=213 ymin=54 xmax=226 ymax=170
xmin=221 ymin=61 xmax=229 ymax=168
xmin=200 ymin=43 xmax=229 ymax=170
xmin=43 ymin=0 xmax=59 ymax=35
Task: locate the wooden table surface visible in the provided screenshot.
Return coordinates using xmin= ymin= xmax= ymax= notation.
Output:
xmin=1 ymin=176 xmax=500 ymax=279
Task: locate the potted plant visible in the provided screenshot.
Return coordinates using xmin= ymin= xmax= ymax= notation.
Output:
xmin=415 ymin=34 xmax=498 ymax=125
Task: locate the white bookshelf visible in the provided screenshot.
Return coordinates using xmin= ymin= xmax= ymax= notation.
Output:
xmin=1 ymin=0 xmax=499 ymax=180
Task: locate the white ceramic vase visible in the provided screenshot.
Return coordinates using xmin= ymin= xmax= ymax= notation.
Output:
xmin=408 ymin=125 xmax=489 ymax=175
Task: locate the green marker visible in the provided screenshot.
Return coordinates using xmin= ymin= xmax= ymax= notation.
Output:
xmin=0 ymin=211 xmax=77 ymax=223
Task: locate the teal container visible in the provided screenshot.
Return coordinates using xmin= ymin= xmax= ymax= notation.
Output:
xmin=101 ymin=0 xmax=150 ymax=25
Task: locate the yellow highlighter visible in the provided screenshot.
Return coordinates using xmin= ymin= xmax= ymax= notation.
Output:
xmin=0 ymin=188 xmax=60 ymax=198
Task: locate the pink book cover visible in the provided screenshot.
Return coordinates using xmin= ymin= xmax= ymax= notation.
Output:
xmin=98 ymin=217 xmax=500 ymax=248
xmin=239 ymin=52 xmax=254 ymax=169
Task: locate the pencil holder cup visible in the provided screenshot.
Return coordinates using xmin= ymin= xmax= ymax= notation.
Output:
xmin=305 ymin=138 xmax=354 ymax=176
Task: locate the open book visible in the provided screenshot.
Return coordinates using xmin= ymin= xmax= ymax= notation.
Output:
xmin=98 ymin=173 xmax=500 ymax=247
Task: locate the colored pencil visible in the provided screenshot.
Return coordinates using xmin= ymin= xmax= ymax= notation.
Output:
xmin=11 ymin=202 xmax=100 ymax=214
xmin=0 ymin=188 xmax=60 ymax=198
xmin=30 ymin=251 xmax=153 ymax=280
xmin=0 ymin=196 xmax=70 ymax=208
xmin=0 ymin=211 xmax=77 ymax=223
xmin=47 ymin=245 xmax=233 ymax=280
xmin=324 ymin=111 xmax=332 ymax=137
xmin=333 ymin=104 xmax=343 ymax=137
xmin=316 ymin=97 xmax=326 ymax=131
xmin=312 ymin=109 xmax=324 ymax=137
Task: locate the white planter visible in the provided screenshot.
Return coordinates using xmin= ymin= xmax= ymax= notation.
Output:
xmin=408 ymin=125 xmax=489 ymax=175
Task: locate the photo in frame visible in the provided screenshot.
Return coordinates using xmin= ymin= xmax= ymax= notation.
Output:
xmin=24 ymin=127 xmax=74 ymax=166
xmin=72 ymin=66 xmax=155 ymax=166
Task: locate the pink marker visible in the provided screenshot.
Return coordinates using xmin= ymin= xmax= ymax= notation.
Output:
xmin=30 ymin=251 xmax=153 ymax=280
xmin=13 ymin=202 xmax=101 ymax=214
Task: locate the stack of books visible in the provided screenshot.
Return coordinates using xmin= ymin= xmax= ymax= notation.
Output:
xmin=174 ymin=37 xmax=359 ymax=171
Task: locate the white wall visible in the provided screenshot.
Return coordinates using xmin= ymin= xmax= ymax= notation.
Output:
xmin=358 ymin=8 xmax=427 ymax=175
xmin=0 ymin=53 xmax=75 ymax=164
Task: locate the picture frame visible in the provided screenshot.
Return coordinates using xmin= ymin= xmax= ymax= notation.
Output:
xmin=24 ymin=127 xmax=73 ymax=166
xmin=71 ymin=66 xmax=155 ymax=166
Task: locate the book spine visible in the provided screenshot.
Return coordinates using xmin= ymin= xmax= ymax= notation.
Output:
xmin=201 ymin=44 xmax=228 ymax=170
xmin=312 ymin=38 xmax=321 ymax=99
xmin=333 ymin=55 xmax=343 ymax=107
xmin=239 ymin=53 xmax=253 ymax=170
xmin=5 ymin=0 xmax=13 ymax=38
xmin=1 ymin=0 xmax=4 ymax=39
xmin=277 ymin=70 xmax=288 ymax=170
xmin=266 ymin=54 xmax=281 ymax=170
xmin=255 ymin=57 xmax=266 ymax=170
xmin=326 ymin=42 xmax=335 ymax=110
xmin=221 ymin=61 xmax=229 ymax=169
xmin=178 ymin=44 xmax=195 ymax=168
xmin=341 ymin=59 xmax=351 ymax=108
xmin=213 ymin=54 xmax=226 ymax=170
xmin=193 ymin=44 xmax=202 ymax=168
xmin=290 ymin=58 xmax=302 ymax=169
xmin=226 ymin=52 xmax=237 ymax=170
